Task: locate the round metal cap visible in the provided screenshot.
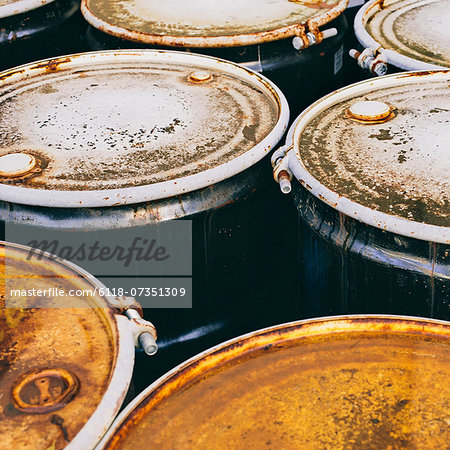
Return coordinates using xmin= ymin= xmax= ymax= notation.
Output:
xmin=348 ymin=100 xmax=391 ymax=122
xmin=188 ymin=71 xmax=212 ymax=83
xmin=355 ymin=0 xmax=450 ymax=70
xmin=0 ymin=153 xmax=36 ymax=177
xmin=0 ymin=50 xmax=288 ymax=208
xmin=288 ymin=71 xmax=450 ymax=244
xmin=81 ymin=0 xmax=347 ymax=47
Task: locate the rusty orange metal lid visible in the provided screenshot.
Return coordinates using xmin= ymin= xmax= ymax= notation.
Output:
xmin=0 ymin=241 xmax=119 ymax=449
xmin=100 ymin=315 xmax=450 ymax=449
xmin=0 ymin=50 xmax=288 ymax=208
xmin=355 ymin=0 xmax=450 ymax=70
xmin=81 ymin=0 xmax=348 ymax=48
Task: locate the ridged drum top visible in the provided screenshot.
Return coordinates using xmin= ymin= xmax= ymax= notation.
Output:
xmin=363 ymin=0 xmax=450 ymax=68
xmin=81 ymin=0 xmax=348 ymax=47
xmin=292 ymin=71 xmax=449 ymax=235
xmin=0 ymin=242 xmax=116 ymax=449
xmin=102 ymin=317 xmax=450 ymax=449
xmin=0 ymin=51 xmax=285 ymax=207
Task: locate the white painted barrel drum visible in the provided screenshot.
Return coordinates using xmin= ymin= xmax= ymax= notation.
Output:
xmin=273 ymin=70 xmax=449 ymax=320
xmin=0 ymin=50 xmax=293 ymax=388
xmin=352 ymin=0 xmax=450 ymax=73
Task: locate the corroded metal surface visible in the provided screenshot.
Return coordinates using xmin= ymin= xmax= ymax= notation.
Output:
xmin=0 ymin=51 xmax=286 ymax=207
xmin=294 ymin=71 xmax=449 ymax=228
xmin=101 ymin=316 xmax=450 ymax=449
xmin=0 ymin=242 xmax=117 ymax=449
xmin=365 ymin=0 xmax=450 ymax=68
xmin=81 ymin=0 xmax=348 ymax=47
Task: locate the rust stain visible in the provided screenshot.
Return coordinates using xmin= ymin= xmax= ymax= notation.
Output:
xmin=31 ymin=57 xmax=72 ymax=73
xmin=0 ymin=69 xmax=25 ymax=83
xmin=290 ymin=0 xmax=339 ymax=10
xmin=399 ymin=70 xmax=449 ymax=78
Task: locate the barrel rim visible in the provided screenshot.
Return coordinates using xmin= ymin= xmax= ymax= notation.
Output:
xmin=287 ymin=70 xmax=450 ymax=245
xmin=0 ymin=49 xmax=289 ymax=208
xmin=0 ymin=0 xmax=57 ymax=19
xmin=97 ymin=314 xmax=450 ymax=449
xmin=354 ymin=0 xmax=448 ymax=70
xmin=80 ymin=0 xmax=348 ymax=48
xmin=2 ymin=240 xmax=136 ymax=449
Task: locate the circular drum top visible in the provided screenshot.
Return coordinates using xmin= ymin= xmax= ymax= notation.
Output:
xmin=289 ymin=71 xmax=450 ymax=243
xmin=0 ymin=241 xmax=118 ymax=449
xmin=0 ymin=50 xmax=288 ymax=208
xmin=100 ymin=316 xmax=450 ymax=449
xmin=0 ymin=0 xmax=57 ymax=19
xmin=81 ymin=0 xmax=348 ymax=47
xmin=356 ymin=0 xmax=450 ymax=69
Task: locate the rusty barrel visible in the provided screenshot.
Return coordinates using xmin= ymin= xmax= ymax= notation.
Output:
xmin=0 ymin=240 xmax=158 ymax=448
xmin=0 ymin=50 xmax=297 ymax=389
xmin=98 ymin=315 xmax=450 ymax=449
xmin=80 ymin=0 xmax=349 ymax=117
xmin=273 ymin=70 xmax=449 ymax=321
xmin=0 ymin=0 xmax=89 ymax=71
xmin=352 ymin=0 xmax=450 ymax=75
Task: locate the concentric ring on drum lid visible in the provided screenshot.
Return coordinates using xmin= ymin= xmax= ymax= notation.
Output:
xmin=0 ymin=50 xmax=289 ymax=208
xmin=0 ymin=240 xmax=134 ymax=449
xmin=0 ymin=0 xmax=57 ymax=19
xmin=288 ymin=70 xmax=450 ymax=244
xmin=98 ymin=315 xmax=450 ymax=449
xmin=80 ymin=0 xmax=348 ymax=47
xmin=354 ymin=0 xmax=450 ymax=70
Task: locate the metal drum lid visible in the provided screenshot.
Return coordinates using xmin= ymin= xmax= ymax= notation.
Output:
xmin=0 ymin=241 xmax=129 ymax=449
xmin=0 ymin=50 xmax=288 ymax=208
xmin=0 ymin=0 xmax=57 ymax=19
xmin=99 ymin=316 xmax=450 ymax=449
xmin=355 ymin=0 xmax=450 ymax=70
xmin=81 ymin=0 xmax=348 ymax=47
xmin=286 ymin=70 xmax=450 ymax=244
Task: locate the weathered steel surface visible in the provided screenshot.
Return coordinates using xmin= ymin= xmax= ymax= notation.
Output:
xmin=81 ymin=0 xmax=348 ymax=47
xmin=294 ymin=71 xmax=449 ymax=229
xmin=100 ymin=316 xmax=450 ymax=449
xmin=0 ymin=51 xmax=286 ymax=207
xmin=365 ymin=0 xmax=450 ymax=68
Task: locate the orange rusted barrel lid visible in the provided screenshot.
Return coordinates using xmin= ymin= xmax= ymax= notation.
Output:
xmin=81 ymin=0 xmax=348 ymax=48
xmin=0 ymin=241 xmax=132 ymax=449
xmin=100 ymin=316 xmax=450 ymax=449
